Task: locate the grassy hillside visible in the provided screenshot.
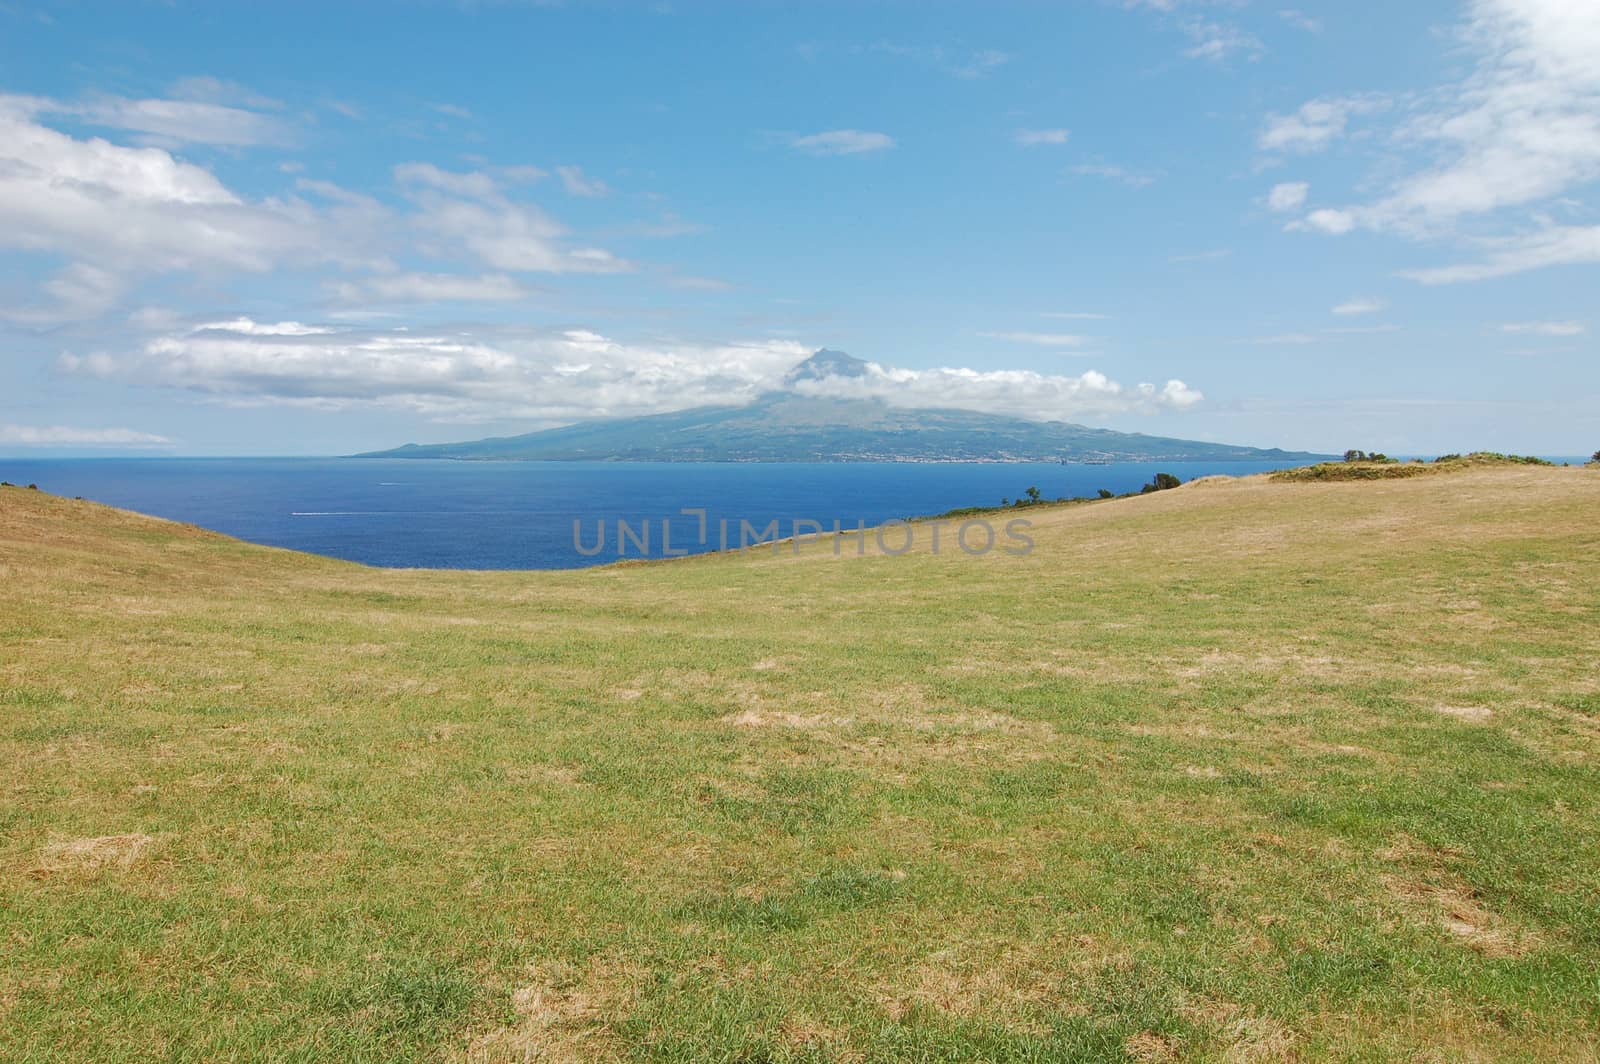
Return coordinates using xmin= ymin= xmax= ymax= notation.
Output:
xmin=1272 ymin=452 xmax=1557 ymax=483
xmin=3 ymin=467 xmax=1599 ymax=1061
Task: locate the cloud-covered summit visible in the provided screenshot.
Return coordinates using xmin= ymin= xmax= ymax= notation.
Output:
xmin=61 ymin=326 xmax=1202 ymax=429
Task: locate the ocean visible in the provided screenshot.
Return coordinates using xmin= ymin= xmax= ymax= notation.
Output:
xmin=0 ymin=456 xmax=1358 ymax=570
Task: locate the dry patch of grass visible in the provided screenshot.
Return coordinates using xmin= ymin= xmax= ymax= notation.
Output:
xmin=722 ymin=709 xmax=853 ymax=730
xmin=28 ymin=834 xmax=156 ymax=877
xmin=462 ymin=959 xmax=643 ymax=1064
xmin=1435 ymin=704 xmax=1493 ymax=722
xmin=1384 ymin=876 xmax=1543 ymax=959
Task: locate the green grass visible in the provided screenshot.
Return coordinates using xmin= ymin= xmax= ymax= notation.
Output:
xmin=1275 ymin=452 xmax=1557 ymax=482
xmin=2 ymin=465 xmax=1599 ymax=1061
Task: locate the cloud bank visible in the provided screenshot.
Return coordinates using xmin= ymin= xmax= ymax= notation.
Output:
xmin=1278 ymin=1 xmax=1600 ymax=282
xmin=60 ymin=320 xmax=1202 ymax=426
xmin=0 ymin=95 xmax=631 ymax=324
xmin=0 ymin=424 xmax=173 ymax=447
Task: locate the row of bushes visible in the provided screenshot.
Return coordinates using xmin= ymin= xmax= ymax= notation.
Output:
xmin=1344 ymin=449 xmax=1567 ymax=467
xmin=1344 ymin=449 xmax=1573 ymax=467
xmin=995 ymin=472 xmax=1182 ymax=510
xmin=1278 ymin=449 xmax=1582 ymax=483
xmin=1434 ymin=452 xmax=1553 ymax=466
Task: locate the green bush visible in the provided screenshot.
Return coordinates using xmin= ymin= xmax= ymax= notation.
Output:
xmin=1140 ymin=472 xmax=1181 ymax=493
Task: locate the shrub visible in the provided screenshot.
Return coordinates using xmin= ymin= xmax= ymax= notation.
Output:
xmin=1273 ymin=462 xmax=1430 ymax=482
xmin=1097 ymin=488 xmax=1115 ymax=499
xmin=1140 ymin=472 xmax=1181 ymax=493
xmin=1461 ymin=451 xmax=1551 ymax=466
xmin=1277 ymin=451 xmax=1553 ymax=482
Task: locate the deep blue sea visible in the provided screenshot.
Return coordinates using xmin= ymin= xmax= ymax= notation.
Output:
xmin=0 ymin=455 xmax=1505 ymax=570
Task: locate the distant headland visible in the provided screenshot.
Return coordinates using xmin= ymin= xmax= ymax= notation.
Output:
xmin=357 ymin=349 xmax=1332 ymax=464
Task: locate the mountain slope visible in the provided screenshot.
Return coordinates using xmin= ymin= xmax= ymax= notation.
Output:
xmin=360 ymin=349 xmax=1330 ymax=463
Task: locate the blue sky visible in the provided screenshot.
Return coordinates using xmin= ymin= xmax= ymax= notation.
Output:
xmin=1 ymin=0 xmax=1596 ymax=456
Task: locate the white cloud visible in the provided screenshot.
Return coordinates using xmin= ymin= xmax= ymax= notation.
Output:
xmin=1068 ymin=162 xmax=1156 ymax=188
xmin=0 ymin=104 xmax=634 ymax=322
xmin=67 ymin=94 xmax=295 ymax=147
xmin=1259 ymin=96 xmax=1384 ymax=154
xmin=790 ymin=363 xmax=1202 ymax=419
xmin=63 ymin=319 xmax=1203 ymax=424
xmin=978 ymin=331 xmax=1089 ymax=347
xmin=407 ymin=193 xmax=632 ymax=274
xmin=1326 ymin=324 xmax=1402 ymax=335
xmin=789 ymin=129 xmax=896 ymax=156
xmin=948 ymin=49 xmax=1011 ymax=79
xmin=1267 ymin=181 xmax=1309 ymax=211
xmin=167 ymin=76 xmax=282 ymax=111
xmin=1499 ymin=320 xmax=1585 ymax=336
xmin=1015 ymin=128 xmax=1070 ymax=146
xmin=1287 ymin=2 xmax=1600 ymax=281
xmin=1251 ymin=333 xmax=1320 ymax=345
xmin=391 ymin=164 xmax=628 ymax=273
xmin=868 ymin=43 xmax=1011 ymax=80
xmin=394 ymin=162 xmax=499 ymax=199
xmin=326 ymin=273 xmax=538 ymax=304
xmin=1183 ymin=20 xmax=1264 ymax=63
xmin=0 ymin=97 xmax=237 ymax=206
xmin=1332 ymin=297 xmax=1385 ymax=316
xmin=1376 ymin=0 xmax=1600 ymax=227
xmin=1399 ymin=224 xmax=1600 ymax=283
xmin=196 ymin=318 xmax=335 ymax=336
xmin=556 ymin=165 xmax=609 ymax=197
xmin=0 ymin=100 xmax=378 ymax=291
xmin=0 ymin=263 xmax=127 ymax=325
xmin=8 ymin=85 xmax=294 ymax=148
xmin=0 ymin=424 xmax=172 ymax=447
xmin=1278 ymin=9 xmax=1324 ymax=32
xmin=1123 ymin=3 xmax=1264 ymax=63
xmin=64 ymin=320 xmax=814 ymax=422
xmin=664 ymin=275 xmax=733 ymax=291
xmin=1296 ymin=208 xmax=1356 ymax=235
xmin=498 ymin=165 xmax=550 ymax=185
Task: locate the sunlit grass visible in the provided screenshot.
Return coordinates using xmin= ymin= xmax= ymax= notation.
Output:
xmin=3 ymin=465 xmax=1599 ymax=1061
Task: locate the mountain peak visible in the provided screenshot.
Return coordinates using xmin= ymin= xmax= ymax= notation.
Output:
xmin=783 ymin=348 xmax=870 ymax=386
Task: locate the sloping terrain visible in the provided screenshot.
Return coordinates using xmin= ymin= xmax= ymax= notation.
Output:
xmin=2 ymin=467 xmax=1599 ymax=1060
xmin=363 ymin=350 xmax=1330 ymax=463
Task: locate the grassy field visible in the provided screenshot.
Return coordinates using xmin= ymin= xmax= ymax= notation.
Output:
xmin=3 ymin=465 xmax=1599 ymax=1062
